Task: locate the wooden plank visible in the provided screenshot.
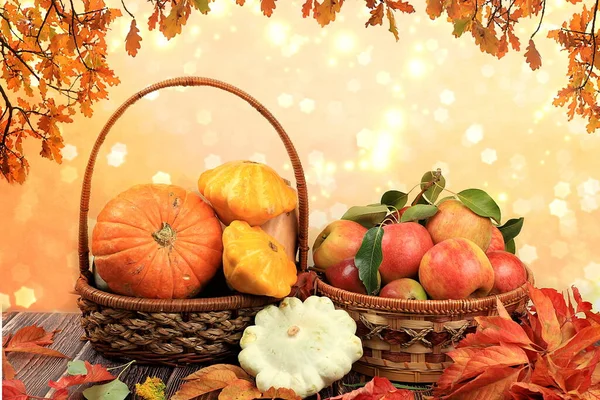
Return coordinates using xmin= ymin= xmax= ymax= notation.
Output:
xmin=3 ymin=313 xmax=88 ymax=397
xmin=2 ymin=312 xmax=18 ymax=326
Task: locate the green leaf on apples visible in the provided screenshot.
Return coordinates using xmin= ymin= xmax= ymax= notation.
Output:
xmin=400 ymin=204 xmax=439 ymax=222
xmin=505 ymin=238 xmax=516 ymax=254
xmin=341 ymin=204 xmax=389 ymax=228
xmin=457 ymin=189 xmax=501 ymax=224
xmin=355 ymin=227 xmax=384 ymax=295
xmin=418 ymin=170 xmax=446 ymax=204
xmin=381 ymin=190 xmax=408 ymax=210
xmin=497 ymin=217 xmax=524 ymax=244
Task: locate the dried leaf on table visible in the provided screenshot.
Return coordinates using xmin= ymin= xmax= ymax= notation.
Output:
xmin=328 ymin=376 xmax=414 ymax=400
xmin=48 ymin=361 xmax=115 ymax=390
xmin=261 ymin=386 xmax=302 ymax=400
xmin=2 ymin=348 xmax=16 ymax=380
xmin=218 ymin=378 xmax=261 ymax=400
xmin=182 ymin=364 xmax=250 ymax=381
xmin=2 ymin=379 xmax=29 ymax=399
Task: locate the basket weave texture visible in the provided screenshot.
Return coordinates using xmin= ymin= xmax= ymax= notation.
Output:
xmin=75 ymin=77 xmax=309 ymax=366
xmin=316 ymin=266 xmax=534 ymax=383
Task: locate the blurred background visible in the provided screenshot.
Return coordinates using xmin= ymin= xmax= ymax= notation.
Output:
xmin=1 ymin=0 xmax=599 ymax=312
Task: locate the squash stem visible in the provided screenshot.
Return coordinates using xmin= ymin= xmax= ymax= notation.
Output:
xmin=152 ymin=222 xmax=176 ymax=247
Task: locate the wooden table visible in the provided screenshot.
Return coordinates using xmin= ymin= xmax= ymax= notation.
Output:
xmin=4 ymin=312 xmax=432 ymax=399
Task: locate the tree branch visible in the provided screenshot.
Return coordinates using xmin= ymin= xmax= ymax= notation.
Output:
xmin=121 ymin=0 xmax=135 ymax=18
xmin=579 ymin=0 xmax=599 ymax=89
xmin=531 ymin=0 xmax=546 ymax=39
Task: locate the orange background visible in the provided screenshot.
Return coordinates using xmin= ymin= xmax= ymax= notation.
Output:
xmin=1 ymin=0 xmax=599 ymax=312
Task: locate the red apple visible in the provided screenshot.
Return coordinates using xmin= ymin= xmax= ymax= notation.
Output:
xmin=487 ymin=226 xmax=505 ymax=253
xmin=419 ymin=238 xmax=495 ymax=300
xmin=380 ymin=278 xmax=428 ymax=300
xmin=312 ymin=220 xmax=367 ymax=271
xmin=324 ymin=258 xmax=380 ymax=294
xmin=379 ymin=222 xmax=434 ymax=284
xmin=426 ymin=199 xmax=492 ymax=251
xmin=487 ymin=251 xmax=528 ymax=294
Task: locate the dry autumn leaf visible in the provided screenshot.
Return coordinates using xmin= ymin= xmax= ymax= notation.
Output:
xmin=125 ymin=19 xmax=142 ymax=57
xmin=261 ymin=0 xmax=277 ymax=17
xmin=48 ymin=361 xmax=116 ymax=390
xmin=182 ymin=364 xmax=250 ymax=381
xmin=2 ymin=348 xmax=16 ymax=380
xmin=328 ymin=376 xmax=414 ymax=400
xmin=524 ymin=39 xmax=542 ymax=70
xmin=218 ymin=379 xmax=262 ymax=400
xmin=2 ymin=379 xmax=28 ymax=399
xmin=434 ymin=285 xmax=600 ymax=399
xmin=261 ymin=387 xmax=302 ymax=400
xmin=173 ymin=365 xmax=244 ymax=400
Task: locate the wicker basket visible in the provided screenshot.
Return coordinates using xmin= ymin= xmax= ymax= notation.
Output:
xmin=75 ymin=77 xmax=309 ymax=366
xmin=316 ymin=266 xmax=534 ymax=383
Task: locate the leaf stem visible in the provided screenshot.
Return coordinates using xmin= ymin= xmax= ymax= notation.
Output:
xmin=530 ymin=0 xmax=546 ymax=39
xmin=411 ymin=169 xmax=442 ymax=206
xmin=107 ymin=359 xmax=136 ymax=379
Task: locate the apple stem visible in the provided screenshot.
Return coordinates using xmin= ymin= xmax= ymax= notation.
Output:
xmin=411 ymin=169 xmax=443 ymax=206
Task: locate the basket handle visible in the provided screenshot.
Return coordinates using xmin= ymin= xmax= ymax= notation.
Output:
xmin=78 ymin=77 xmax=310 ymax=276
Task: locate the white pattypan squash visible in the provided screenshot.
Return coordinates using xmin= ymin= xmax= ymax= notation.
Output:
xmin=238 ymin=296 xmax=363 ymax=398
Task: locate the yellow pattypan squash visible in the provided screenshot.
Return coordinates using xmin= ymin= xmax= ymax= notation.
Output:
xmin=198 ymin=160 xmax=297 ymax=226
xmin=222 ymin=220 xmax=297 ymax=298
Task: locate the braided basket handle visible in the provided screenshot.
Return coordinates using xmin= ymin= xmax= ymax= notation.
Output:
xmin=78 ymin=77 xmax=309 ymax=276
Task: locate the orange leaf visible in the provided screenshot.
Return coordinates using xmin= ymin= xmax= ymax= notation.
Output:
xmin=314 ymin=0 xmax=344 ymax=27
xmin=471 ymin=21 xmax=499 ymax=56
xmin=7 ymin=326 xmax=57 ymax=348
xmin=261 ymin=387 xmax=302 ymax=400
xmin=436 ymin=348 xmax=480 ymax=392
xmin=125 ymin=19 xmax=142 ymax=57
xmin=509 ymin=382 xmax=564 ymax=400
xmin=386 ymin=0 xmax=414 ymax=13
xmin=261 ymin=0 xmax=276 ymax=16
xmin=236 ymin=0 xmax=246 ymax=4
xmin=495 ymin=297 xmax=512 ymax=320
xmin=551 ymin=326 xmax=600 ymax=366
xmin=2 ymin=379 xmax=29 ymax=399
xmin=218 ymin=379 xmax=261 ymax=400
xmin=365 ymin=2 xmax=384 ymax=27
xmin=528 ymin=283 xmax=563 ymax=351
xmin=48 ymin=362 xmax=115 ymax=390
xmin=173 ymin=368 xmax=239 ymax=400
xmin=182 ymin=364 xmax=250 ymax=381
xmin=148 ymin=6 xmax=161 ymax=30
xmin=2 ymin=348 xmax=16 ymax=380
xmin=525 ymin=39 xmax=542 ymax=70
xmin=5 ymin=346 xmax=68 ymax=358
xmin=437 ymin=365 xmax=523 ymax=399
xmin=458 ymin=315 xmax=535 ymax=349
xmin=425 ymin=0 xmax=443 ymax=19
xmin=460 ymin=345 xmax=529 ymax=381
xmin=301 ymin=0 xmax=313 ymax=17
xmin=328 ymin=377 xmax=414 ymax=400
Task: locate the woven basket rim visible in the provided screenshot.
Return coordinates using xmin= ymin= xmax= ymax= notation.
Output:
xmin=75 ymin=274 xmax=279 ymax=312
xmin=316 ymin=265 xmax=534 ymax=314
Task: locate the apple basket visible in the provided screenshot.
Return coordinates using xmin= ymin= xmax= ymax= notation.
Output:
xmin=315 ymin=266 xmax=534 ymax=383
xmin=74 ymin=77 xmax=310 ymax=366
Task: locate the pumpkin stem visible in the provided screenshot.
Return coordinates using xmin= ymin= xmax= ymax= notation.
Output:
xmin=287 ymin=326 xmax=300 ymax=337
xmin=268 ymin=241 xmax=278 ymax=252
xmin=152 ymin=222 xmax=177 ymax=247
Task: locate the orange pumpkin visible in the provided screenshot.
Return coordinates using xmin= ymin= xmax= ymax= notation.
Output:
xmin=91 ymin=184 xmax=223 ymax=299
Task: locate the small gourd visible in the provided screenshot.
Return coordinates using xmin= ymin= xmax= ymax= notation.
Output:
xmin=238 ymin=296 xmax=363 ymax=398
xmin=222 ymin=220 xmax=297 ymax=298
xmin=198 ymin=160 xmax=297 ymax=226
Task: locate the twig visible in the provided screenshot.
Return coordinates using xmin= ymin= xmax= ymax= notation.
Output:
xmin=579 ymin=0 xmax=599 ymax=89
xmin=530 ymin=0 xmax=546 ymax=39
xmin=121 ymin=0 xmax=135 ymax=18
xmin=411 ymin=169 xmax=442 ymax=206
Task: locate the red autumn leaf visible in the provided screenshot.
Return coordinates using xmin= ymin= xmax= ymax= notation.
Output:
xmin=459 ymin=344 xmax=529 ymax=381
xmin=436 ymin=366 xmax=524 ymax=399
xmin=261 ymin=0 xmax=277 ymax=16
xmin=528 ymin=284 xmax=562 ymax=351
xmin=509 ymin=382 xmax=564 ymax=400
xmin=365 ymin=3 xmax=384 ymax=27
xmin=6 ymin=325 xmax=57 ymax=348
xmin=2 ymin=379 xmax=29 ymax=400
xmin=386 ymin=0 xmax=415 ymax=13
xmin=458 ymin=315 xmax=535 ymax=349
xmin=48 ymin=361 xmax=115 ymax=390
xmin=125 ymin=19 xmax=142 ymax=57
xmin=291 ymin=271 xmax=317 ymax=301
xmin=436 ymin=348 xmax=480 ymax=392
xmin=301 ymin=0 xmax=313 ymax=17
xmin=495 ymin=297 xmax=512 ymax=320
xmin=329 ymin=376 xmax=414 ymax=400
xmin=551 ymin=326 xmax=600 ymax=367
xmin=261 ymin=387 xmax=302 ymax=400
xmin=525 ymin=39 xmax=542 ymax=70
xmin=581 ymin=384 xmax=600 ymax=399
xmin=218 ymin=379 xmax=261 ymax=400
xmin=530 ymin=354 xmax=560 ymax=388
xmin=2 ymin=348 xmax=16 ymax=380
xmin=4 ymin=325 xmax=68 ymax=359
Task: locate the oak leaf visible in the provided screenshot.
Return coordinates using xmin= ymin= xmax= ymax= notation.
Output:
xmin=425 ymin=0 xmax=443 ymax=19
xmin=314 ymin=0 xmax=344 ymax=27
xmin=125 ymin=19 xmax=142 ymax=57
xmin=386 ymin=0 xmax=415 ymax=13
xmin=386 ymin=6 xmax=399 ymax=41
xmin=525 ymin=39 xmax=542 ymax=70
xmin=218 ymin=379 xmax=261 ymax=400
xmin=261 ymin=0 xmax=277 ymax=17
xmin=365 ymin=3 xmax=384 ymax=27
xmin=301 ymin=0 xmax=313 ymax=17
